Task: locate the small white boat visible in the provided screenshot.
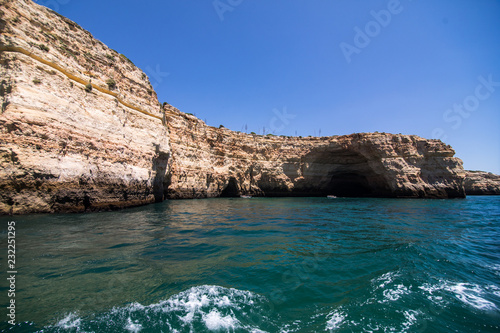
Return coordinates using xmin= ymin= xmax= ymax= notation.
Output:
xmin=327 ymin=195 xmax=337 ymax=199
xmin=240 ymin=195 xmax=252 ymax=198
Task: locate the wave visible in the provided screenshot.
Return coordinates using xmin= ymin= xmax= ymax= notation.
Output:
xmin=20 ymin=276 xmax=500 ymax=332
xmin=42 ymin=285 xmax=274 ymax=332
xmin=324 ymin=271 xmax=500 ymax=332
xmin=420 ymin=280 xmax=500 ymax=311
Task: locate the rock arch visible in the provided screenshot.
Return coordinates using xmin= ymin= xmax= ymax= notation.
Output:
xmin=296 ymin=147 xmax=392 ymax=197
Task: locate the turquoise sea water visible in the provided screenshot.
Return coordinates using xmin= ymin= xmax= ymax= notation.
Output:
xmin=1 ymin=196 xmax=499 ymax=332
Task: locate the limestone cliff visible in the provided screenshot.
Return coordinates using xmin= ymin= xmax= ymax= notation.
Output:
xmin=0 ymin=0 xmax=469 ymax=215
xmin=464 ymin=171 xmax=500 ymax=195
xmin=0 ymin=0 xmax=170 ymax=214
xmin=165 ymin=105 xmax=465 ymax=199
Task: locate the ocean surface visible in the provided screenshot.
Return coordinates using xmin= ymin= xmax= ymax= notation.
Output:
xmin=1 ymin=196 xmax=499 ymax=332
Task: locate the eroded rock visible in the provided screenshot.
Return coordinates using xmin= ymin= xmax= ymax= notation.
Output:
xmin=165 ymin=106 xmax=466 ymax=199
xmin=0 ymin=0 xmax=471 ymax=215
xmin=464 ymin=171 xmax=500 ymax=195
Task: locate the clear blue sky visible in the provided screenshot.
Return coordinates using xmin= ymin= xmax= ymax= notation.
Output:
xmin=36 ymin=0 xmax=500 ymax=174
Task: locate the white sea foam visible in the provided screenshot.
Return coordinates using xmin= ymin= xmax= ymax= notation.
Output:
xmin=401 ymin=310 xmax=421 ymax=332
xmin=379 ymin=284 xmax=410 ymax=303
xmin=55 ymin=313 xmax=81 ymax=329
xmin=371 ymin=271 xmax=411 ymax=304
xmin=325 ymin=310 xmax=346 ymax=331
xmin=203 ymin=309 xmax=239 ymax=330
xmin=373 ymin=271 xmax=399 ymax=289
xmin=280 ymin=320 xmax=303 ymax=333
xmin=124 ymin=317 xmax=143 ymax=332
xmin=47 ymin=285 xmax=268 ymax=332
xmin=488 ymin=264 xmax=500 ymax=276
xmin=445 ymin=283 xmax=497 ymax=311
xmin=419 ymin=280 xmax=499 ymax=311
xmin=488 ymin=284 xmax=500 ymax=298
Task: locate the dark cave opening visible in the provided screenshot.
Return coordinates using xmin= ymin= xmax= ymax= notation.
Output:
xmin=152 ymin=147 xmax=170 ymax=203
xmin=220 ymin=177 xmax=239 ymax=197
xmin=328 ymin=172 xmax=373 ymax=197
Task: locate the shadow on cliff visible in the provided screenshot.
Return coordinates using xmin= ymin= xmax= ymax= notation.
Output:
xmin=289 ymin=148 xmax=392 ymax=197
xmin=220 ymin=177 xmax=239 ymax=197
xmin=152 ymin=144 xmax=170 ymax=203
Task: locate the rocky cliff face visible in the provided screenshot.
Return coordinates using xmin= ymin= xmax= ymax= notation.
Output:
xmin=0 ymin=0 xmax=170 ymax=214
xmin=165 ymin=105 xmax=466 ymax=199
xmin=464 ymin=171 xmax=500 ymax=195
xmin=0 ymin=0 xmax=469 ymax=215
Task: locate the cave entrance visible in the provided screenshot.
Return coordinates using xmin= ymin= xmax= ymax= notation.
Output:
xmin=220 ymin=177 xmax=239 ymax=197
xmin=328 ymin=172 xmax=373 ymax=197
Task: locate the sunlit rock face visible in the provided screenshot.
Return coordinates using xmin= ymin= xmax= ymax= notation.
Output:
xmin=0 ymin=0 xmax=467 ymax=215
xmin=464 ymin=171 xmax=500 ymax=195
xmin=165 ymin=106 xmax=466 ymax=200
xmin=0 ymin=0 xmax=169 ymax=214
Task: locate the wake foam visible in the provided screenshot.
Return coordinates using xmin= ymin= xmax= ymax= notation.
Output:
xmin=54 ymin=313 xmax=81 ymax=329
xmin=44 ymin=285 xmax=273 ymax=332
xmin=40 ymin=278 xmax=500 ymax=332
xmin=420 ymin=281 xmax=500 ymax=311
xmin=324 ymin=272 xmax=500 ymax=332
xmin=325 ymin=310 xmax=346 ymax=330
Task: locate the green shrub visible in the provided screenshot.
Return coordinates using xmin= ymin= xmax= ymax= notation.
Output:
xmin=106 ymin=78 xmax=116 ymax=89
xmin=119 ymin=53 xmax=134 ymax=65
xmin=219 ymin=125 xmax=225 ymax=129
xmin=250 ymin=132 xmax=256 ymax=135
xmin=105 ymin=54 xmax=115 ymax=62
xmin=0 ymin=80 xmax=12 ymax=96
xmin=32 ymin=78 xmax=41 ymax=85
xmin=85 ymin=83 xmax=92 ymax=92
xmin=39 ymin=44 xmax=49 ymax=52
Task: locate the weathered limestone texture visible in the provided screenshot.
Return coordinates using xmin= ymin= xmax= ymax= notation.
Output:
xmin=0 ymin=0 xmax=169 ymax=214
xmin=0 ymin=0 xmax=472 ymax=215
xmin=464 ymin=171 xmax=500 ymax=195
xmin=165 ymin=106 xmax=466 ymax=199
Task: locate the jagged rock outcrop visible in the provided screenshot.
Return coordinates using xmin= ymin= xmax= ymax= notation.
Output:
xmin=464 ymin=171 xmax=500 ymax=195
xmin=0 ymin=0 xmax=170 ymax=214
xmin=0 ymin=0 xmax=469 ymax=215
xmin=165 ymin=106 xmax=465 ymax=199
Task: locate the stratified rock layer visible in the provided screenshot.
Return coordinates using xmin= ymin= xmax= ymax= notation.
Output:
xmin=0 ymin=0 xmax=169 ymax=214
xmin=464 ymin=171 xmax=500 ymax=195
xmin=165 ymin=106 xmax=465 ymax=199
xmin=0 ymin=0 xmax=469 ymax=215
